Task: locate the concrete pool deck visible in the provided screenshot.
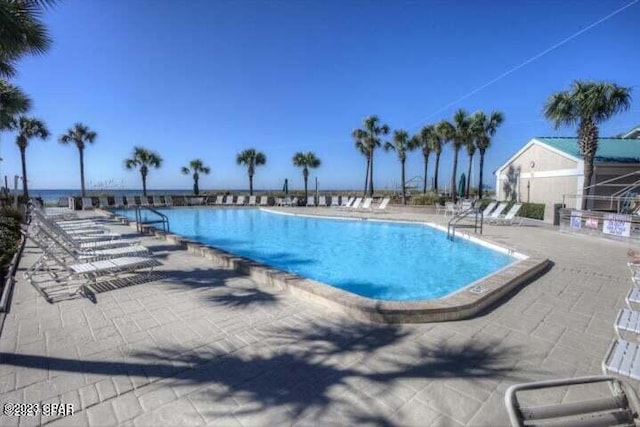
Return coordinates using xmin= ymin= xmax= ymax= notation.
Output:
xmin=0 ymin=205 xmax=633 ymax=426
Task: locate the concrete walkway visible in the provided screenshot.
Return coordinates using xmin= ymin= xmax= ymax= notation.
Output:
xmin=0 ymin=206 xmax=633 ymax=426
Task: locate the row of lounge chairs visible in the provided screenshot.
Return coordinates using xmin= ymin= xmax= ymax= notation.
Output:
xmin=25 ymin=201 xmax=161 ymax=301
xmin=504 ymin=258 xmax=640 ymax=425
xmin=439 ymin=200 xmax=523 ymax=225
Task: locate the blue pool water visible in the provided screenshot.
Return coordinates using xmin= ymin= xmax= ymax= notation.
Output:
xmin=113 ymin=208 xmax=514 ymax=301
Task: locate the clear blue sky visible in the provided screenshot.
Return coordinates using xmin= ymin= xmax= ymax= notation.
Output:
xmin=1 ymin=0 xmax=638 ymax=192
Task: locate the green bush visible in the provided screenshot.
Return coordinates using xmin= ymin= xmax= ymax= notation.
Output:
xmin=504 ymin=201 xmax=545 ymax=220
xmin=0 ymin=207 xmax=22 ymax=277
xmin=411 ymin=192 xmax=442 ymax=205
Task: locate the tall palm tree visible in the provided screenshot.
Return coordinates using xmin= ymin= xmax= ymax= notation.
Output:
xmin=434 ymin=120 xmax=453 ymax=193
xmin=0 ymin=0 xmax=56 ymax=77
xmin=411 ymin=125 xmax=436 ymax=194
xmin=352 ymin=128 xmax=369 ymax=196
xmin=355 ymin=115 xmax=390 ymax=196
xmin=544 ymin=80 xmax=632 ymax=209
xmin=236 ymin=148 xmax=266 ymax=196
xmin=292 ymin=151 xmax=321 ymax=203
xmin=472 ymin=110 xmax=504 ymax=199
xmin=59 ymin=123 xmax=97 ymax=197
xmin=384 ymin=129 xmax=412 ymax=205
xmin=464 ymin=137 xmax=476 ymax=199
xmin=181 ymin=159 xmax=210 ymax=196
xmin=0 ymin=80 xmax=31 ymax=130
xmin=14 ymin=116 xmax=48 ymax=198
xmin=450 ymin=109 xmax=472 ymax=202
xmin=124 ymin=146 xmax=163 ymax=196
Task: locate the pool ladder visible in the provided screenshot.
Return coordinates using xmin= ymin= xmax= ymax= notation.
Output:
xmin=447 ymin=207 xmax=483 ymax=240
xmin=134 ymin=206 xmax=170 ymax=233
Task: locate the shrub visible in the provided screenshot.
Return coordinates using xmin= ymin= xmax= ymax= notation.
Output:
xmin=411 ymin=192 xmax=441 ymax=205
xmin=0 ymin=207 xmax=23 ymax=278
xmin=520 ymin=202 xmax=545 ymax=220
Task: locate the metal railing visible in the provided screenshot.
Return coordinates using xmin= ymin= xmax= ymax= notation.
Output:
xmin=134 ymin=206 xmax=170 ymax=233
xmin=447 ymin=206 xmax=483 ymax=240
xmin=559 ymin=208 xmax=640 ymax=241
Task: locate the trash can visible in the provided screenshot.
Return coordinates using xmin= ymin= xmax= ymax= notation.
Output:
xmin=553 ymin=203 xmax=565 ymax=226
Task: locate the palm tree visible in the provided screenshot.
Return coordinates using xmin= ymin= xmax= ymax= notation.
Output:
xmin=544 ymin=80 xmax=632 ymax=209
xmin=355 ymin=115 xmax=390 ymax=196
xmin=434 ymin=120 xmax=453 ymax=193
xmin=0 ymin=80 xmax=31 ymax=130
xmin=450 ymin=109 xmax=472 ymax=202
xmin=464 ymin=137 xmax=476 ymax=199
xmin=384 ymin=129 xmax=412 ymax=205
xmin=59 ymin=123 xmax=97 ymax=197
xmin=14 ymin=116 xmax=48 ymax=198
xmin=0 ymin=0 xmax=56 ymax=77
xmin=472 ymin=111 xmax=504 ymax=199
xmin=181 ymin=159 xmax=210 ymax=195
xmin=236 ymin=148 xmax=266 ymax=195
xmin=352 ymin=129 xmax=369 ymax=196
xmin=292 ymin=151 xmax=321 ymax=203
xmin=124 ymin=146 xmax=163 ymax=196
xmin=411 ymin=125 xmax=436 ymax=194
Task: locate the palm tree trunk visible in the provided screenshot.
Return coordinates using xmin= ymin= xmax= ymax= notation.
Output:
xmin=423 ymin=154 xmax=429 ymax=194
xmin=303 ymin=170 xmax=309 ymax=202
xmin=401 ymin=159 xmax=406 ymax=205
xmin=368 ymin=152 xmax=375 ymax=196
xmin=194 ymin=176 xmax=199 ymax=195
xmin=579 ymin=119 xmax=598 ymax=210
xmin=434 ymin=153 xmax=440 ymax=193
xmin=363 ymin=158 xmax=370 ymax=196
xmin=20 ymin=147 xmax=28 ymax=198
xmin=466 ymin=153 xmax=473 ymax=199
xmin=79 ymin=148 xmax=86 ymax=197
xmin=141 ymin=172 xmax=147 ymax=196
xmin=451 ymin=148 xmax=459 ymax=203
xmin=249 ymin=174 xmax=254 ymax=196
xmin=478 ymin=150 xmax=486 ymax=199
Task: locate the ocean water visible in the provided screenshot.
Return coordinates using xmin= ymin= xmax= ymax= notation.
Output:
xmin=112 ymin=207 xmax=514 ymax=301
xmin=31 ymin=189 xmax=232 ymax=204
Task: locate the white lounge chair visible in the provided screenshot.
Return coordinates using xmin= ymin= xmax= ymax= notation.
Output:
xmin=349 ymin=197 xmax=363 ymax=210
xmin=225 ymin=195 xmax=234 ymax=205
xmin=481 ymin=201 xmax=497 ymax=218
xmin=628 ymin=263 xmax=640 ymax=286
xmin=189 ymin=197 xmax=205 ymax=206
xmin=236 ymin=196 xmax=246 ymax=206
xmin=485 ymin=202 xmax=508 ymax=222
xmin=330 ymin=196 xmax=340 ymax=207
xmin=114 ymin=196 xmax=125 ymax=208
xmin=627 ymin=287 xmax=640 ymax=308
xmin=307 ymin=196 xmax=315 ymax=207
xmin=444 ymin=202 xmax=458 ymax=218
xmin=318 ymin=196 xmax=327 ymax=207
xmin=505 ymin=375 xmax=640 ymax=427
xmin=212 ymin=195 xmax=223 ymax=205
xmin=602 ymin=338 xmax=640 ymax=381
xmin=615 ymin=308 xmax=640 ymax=340
xmin=375 ymin=197 xmax=390 ymax=211
xmin=360 ymin=197 xmax=373 ymax=210
xmin=259 ymin=196 xmax=269 ymax=206
xmin=98 ymin=197 xmax=110 ymax=209
xmin=81 ymin=197 xmax=93 ymax=210
xmin=493 ymin=203 xmax=522 ymax=225
xmin=247 ymin=195 xmax=257 ymax=206
xmin=124 ymin=196 xmax=136 ymax=207
xmin=153 ymin=196 xmax=165 ymax=207
xmin=139 ymin=195 xmax=150 ymax=207
xmin=171 ymin=195 xmax=185 ymax=206
xmin=339 ymin=197 xmax=354 ymax=209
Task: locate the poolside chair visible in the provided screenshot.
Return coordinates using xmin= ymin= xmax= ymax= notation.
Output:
xmin=330 ymin=196 xmax=340 ymax=207
xmin=614 ymin=308 xmax=640 ymax=340
xmin=339 ymin=197 xmax=354 ymax=209
xmin=435 ymin=203 xmax=447 ymax=215
xmin=189 ymin=197 xmax=205 ymax=206
xmin=209 ymin=195 xmax=222 ymax=205
xmin=259 ymin=196 xmax=268 ymax=206
xmin=360 ymin=197 xmax=373 ymax=210
xmin=349 ymin=197 xmax=363 ymax=210
xmin=492 ymin=203 xmax=522 ymax=225
xmin=236 ymin=195 xmax=246 ymax=206
xmin=307 ymin=196 xmax=315 ymax=207
xmin=81 ymin=197 xmax=93 ymax=210
xmin=444 ymin=202 xmax=458 ymax=218
xmin=114 ymin=196 xmax=125 ymax=208
xmin=480 ymin=201 xmax=497 ymax=218
xmin=627 ymin=287 xmax=640 ymax=308
xmin=505 ymin=375 xmax=640 ymax=427
xmin=318 ymin=196 xmax=327 ymax=207
xmin=153 ymin=195 xmax=165 ymax=207
xmin=225 ymin=195 xmax=234 ymax=205
xmin=628 ymin=263 xmax=640 ymax=286
xmin=124 ymin=196 xmax=136 ymax=207
xmin=247 ymin=195 xmax=257 ymax=206
xmin=376 ymin=197 xmax=390 ymax=211
xmin=139 ymin=195 xmax=150 ymax=207
xmin=485 ymin=202 xmax=508 ymax=223
xmin=98 ymin=197 xmax=110 ymax=209
xmin=602 ymin=338 xmax=640 ymax=382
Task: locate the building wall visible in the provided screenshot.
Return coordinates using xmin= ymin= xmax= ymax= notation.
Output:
xmin=496 ymin=142 xmax=580 ymax=223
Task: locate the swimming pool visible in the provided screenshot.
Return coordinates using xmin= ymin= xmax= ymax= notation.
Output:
xmin=113 ymin=207 xmax=515 ymax=301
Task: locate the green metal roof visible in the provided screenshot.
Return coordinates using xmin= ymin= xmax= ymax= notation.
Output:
xmin=537 ymin=137 xmax=640 ymax=163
